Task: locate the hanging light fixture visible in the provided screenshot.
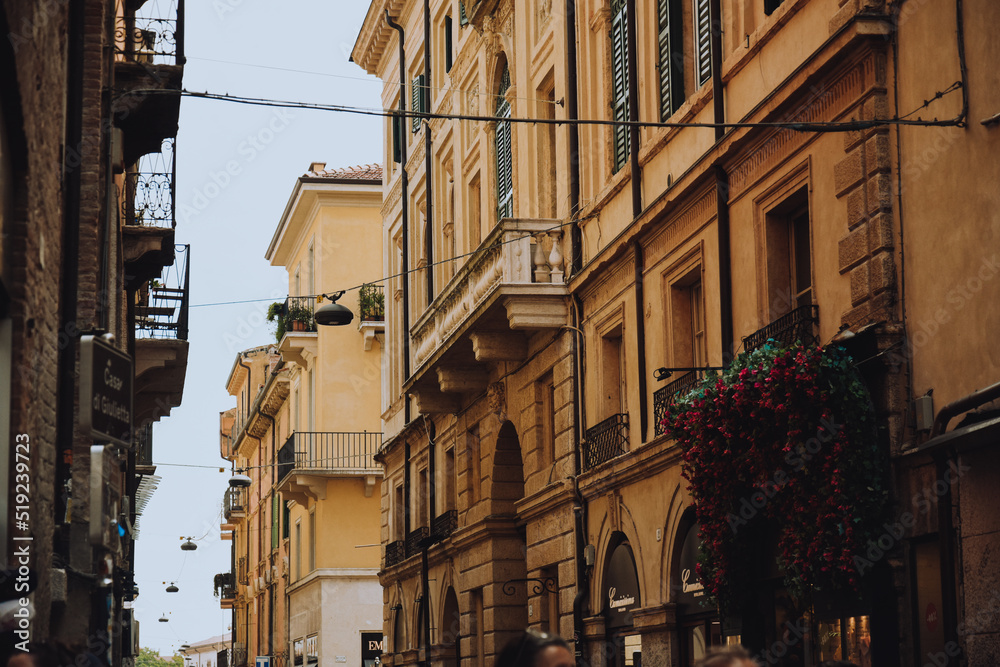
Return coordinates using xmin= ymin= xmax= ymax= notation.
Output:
xmin=159 ymin=614 xmax=169 ymax=623
xmin=180 ymin=537 xmax=197 ymax=551
xmin=166 ymin=582 xmax=179 ymax=593
xmin=314 ymin=291 xmax=354 ymax=327
xmin=229 ymin=472 xmax=251 ymax=488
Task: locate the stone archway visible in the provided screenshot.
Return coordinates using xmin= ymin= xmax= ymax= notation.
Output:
xmin=491 ymin=419 xmax=525 ymax=514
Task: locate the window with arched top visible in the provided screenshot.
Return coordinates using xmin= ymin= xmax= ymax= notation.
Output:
xmin=495 ymin=62 xmax=513 ymax=220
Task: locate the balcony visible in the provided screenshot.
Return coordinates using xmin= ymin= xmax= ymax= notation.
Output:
xmin=135 ymin=422 xmax=154 ymax=475
xmin=359 ymin=283 xmax=385 ymax=352
xmin=742 ymin=304 xmax=819 ymax=353
xmin=231 ymin=646 xmax=247 ymax=667
xmin=653 ymin=371 xmax=709 ymax=437
xmin=406 ymin=527 xmax=429 ymax=559
xmin=133 ymin=244 xmax=189 ymax=425
xmin=277 ymin=295 xmax=318 ymax=367
xmin=113 ymin=0 xmax=184 ymax=164
xmin=582 ymin=413 xmax=629 ymax=471
xmin=406 ymin=219 xmax=569 ymax=412
xmin=432 ymin=509 xmax=458 ymax=540
xmin=276 ymin=431 xmax=382 ymax=504
xmin=214 ymin=572 xmax=236 ymax=609
xmin=224 ymin=486 xmax=247 ymax=521
xmin=385 ymin=540 xmax=405 ymax=568
xmin=122 ymin=139 xmax=176 ymax=292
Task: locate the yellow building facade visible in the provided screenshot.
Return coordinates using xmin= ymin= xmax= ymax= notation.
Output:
xmin=355 ymin=0 xmax=999 ymax=665
xmin=219 ymin=164 xmax=387 ymax=667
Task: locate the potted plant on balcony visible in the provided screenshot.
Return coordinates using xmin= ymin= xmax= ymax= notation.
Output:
xmin=285 ymin=303 xmax=313 ymax=332
xmin=213 ymin=572 xmax=231 ymax=598
xmin=359 ymin=283 xmax=385 ymax=321
xmin=266 ymin=301 xmax=286 ymax=343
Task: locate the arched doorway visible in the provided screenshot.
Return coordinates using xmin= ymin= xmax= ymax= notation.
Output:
xmin=671 ymin=515 xmax=726 ymax=665
xmin=492 ymin=420 xmax=525 ymax=514
xmin=490 ymin=420 xmax=528 ymax=653
xmin=440 ymin=587 xmax=460 ymax=667
xmin=603 ymin=535 xmax=642 ymax=667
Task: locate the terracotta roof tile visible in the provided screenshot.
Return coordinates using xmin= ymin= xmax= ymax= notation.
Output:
xmin=305 ymin=163 xmax=383 ymax=182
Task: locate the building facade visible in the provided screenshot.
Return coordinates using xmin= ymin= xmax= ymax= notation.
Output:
xmin=218 ymin=164 xmax=386 ymax=667
xmin=1 ymin=1 xmax=188 ymax=665
xmin=354 ymin=0 xmax=998 ymax=666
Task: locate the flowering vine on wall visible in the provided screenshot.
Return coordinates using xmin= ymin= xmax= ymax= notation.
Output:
xmin=662 ymin=343 xmax=887 ymax=612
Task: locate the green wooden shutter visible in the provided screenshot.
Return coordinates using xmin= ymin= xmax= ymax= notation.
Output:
xmin=695 ymin=0 xmax=711 ymax=87
xmin=411 ymin=74 xmax=425 ymax=133
xmin=495 ymin=65 xmax=513 ymax=220
xmin=459 ymin=1 xmax=468 ymax=26
xmin=658 ymin=0 xmax=685 ymax=119
xmin=611 ymin=0 xmax=629 ymax=172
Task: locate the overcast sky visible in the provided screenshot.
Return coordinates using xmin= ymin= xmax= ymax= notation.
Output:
xmin=134 ymin=1 xmax=382 ymax=654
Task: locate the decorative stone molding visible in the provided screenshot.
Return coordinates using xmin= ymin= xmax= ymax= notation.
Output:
xmin=487 ymin=381 xmax=507 ymax=422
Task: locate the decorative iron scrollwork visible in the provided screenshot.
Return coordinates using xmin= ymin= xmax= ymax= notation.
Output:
xmin=501 ymin=577 xmax=558 ymax=596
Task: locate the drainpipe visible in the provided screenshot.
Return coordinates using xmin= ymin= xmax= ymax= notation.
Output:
xmin=566 ymin=0 xmax=582 ymax=272
xmin=633 ymin=241 xmax=647 ymax=440
xmin=385 ymin=12 xmax=411 ymax=424
xmin=569 ymin=295 xmax=588 ymax=661
xmin=625 ymin=0 xmax=641 ymax=217
xmin=237 ymin=355 xmax=252 ymax=424
xmin=423 ymin=0 xmax=434 ymax=306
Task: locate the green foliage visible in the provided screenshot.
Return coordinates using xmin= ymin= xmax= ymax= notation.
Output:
xmin=266 ymin=302 xmax=286 ymax=343
xmin=359 ymin=283 xmax=385 ymax=321
xmin=135 ymin=647 xmax=183 ymax=667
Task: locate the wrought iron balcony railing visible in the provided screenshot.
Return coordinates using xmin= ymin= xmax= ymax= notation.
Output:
xmin=236 ymin=556 xmax=249 ymax=585
xmin=653 ymin=371 xmax=709 ymax=436
xmin=385 ymin=540 xmax=405 ymax=567
xmin=277 ymin=431 xmax=382 ymax=484
xmin=122 ymin=138 xmax=175 ymax=228
xmin=134 ymin=422 xmax=154 ymax=466
xmin=224 ymin=486 xmax=247 ymax=521
xmin=742 ymin=304 xmax=819 ymax=353
xmin=406 ymin=527 xmax=429 ymax=558
xmin=114 ymin=0 xmax=184 ymax=65
xmin=135 ymin=244 xmax=189 ymax=340
xmin=231 ymin=647 xmax=247 ymax=667
xmin=432 ymin=510 xmax=458 ymax=540
xmin=359 ymin=283 xmax=385 ymax=322
xmin=283 ymin=295 xmax=317 ymax=334
xmin=582 ymin=413 xmax=629 ymax=471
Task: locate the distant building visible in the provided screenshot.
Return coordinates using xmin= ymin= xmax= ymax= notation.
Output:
xmin=179 ymin=633 xmax=231 ymax=667
xmin=219 ymin=163 xmax=385 ymax=667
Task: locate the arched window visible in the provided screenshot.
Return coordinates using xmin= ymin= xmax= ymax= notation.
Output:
xmin=495 ymin=62 xmax=513 ymax=220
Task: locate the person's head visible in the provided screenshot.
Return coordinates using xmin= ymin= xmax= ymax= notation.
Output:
xmin=496 ymin=629 xmax=574 ymax=667
xmin=694 ymin=645 xmax=759 ymax=667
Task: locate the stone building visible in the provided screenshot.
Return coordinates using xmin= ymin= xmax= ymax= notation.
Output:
xmin=218 ymin=164 xmax=385 ymax=667
xmin=0 ymin=1 xmax=188 ymax=665
xmin=353 ymin=0 xmax=999 ymax=665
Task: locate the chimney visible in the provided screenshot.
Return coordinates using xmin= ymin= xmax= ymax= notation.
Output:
xmin=309 ymin=161 xmax=326 ymax=173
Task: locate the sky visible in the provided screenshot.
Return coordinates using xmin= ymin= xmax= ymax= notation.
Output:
xmin=134 ymin=1 xmax=382 ymax=655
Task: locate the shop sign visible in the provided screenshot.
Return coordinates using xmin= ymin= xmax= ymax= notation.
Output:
xmin=676 ymin=523 xmax=707 ymax=615
xmin=604 ymin=542 xmax=641 ymax=628
xmin=80 ymin=334 xmax=133 ymax=447
xmin=362 ymin=632 xmax=383 ymax=666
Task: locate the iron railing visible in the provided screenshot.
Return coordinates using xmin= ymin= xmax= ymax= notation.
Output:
xmin=432 ymin=510 xmax=458 ymax=540
xmin=122 ymin=138 xmax=175 ymax=228
xmin=230 ymin=646 xmax=247 ymax=667
xmin=742 ymin=304 xmax=819 ymax=353
xmin=385 ymin=540 xmax=405 ymax=567
xmin=283 ymin=295 xmax=317 ymax=333
xmin=135 ymin=422 xmax=153 ymax=465
xmin=277 ymin=431 xmax=382 ymax=484
xmin=236 ymin=556 xmax=249 ymax=585
xmin=406 ymin=527 xmax=429 ymax=558
xmin=135 ymin=244 xmax=189 ymax=340
xmin=114 ymin=0 xmax=184 ymax=65
xmin=224 ymin=486 xmax=247 ymax=521
xmin=582 ymin=413 xmax=629 ymax=471
xmin=214 ymin=571 xmax=235 ymax=598
xmin=359 ymin=283 xmax=385 ymax=322
xmin=653 ymin=371 xmax=707 ymax=436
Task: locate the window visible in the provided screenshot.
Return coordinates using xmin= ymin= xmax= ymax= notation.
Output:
xmin=282 ymin=498 xmax=290 ymax=540
xmin=307 ymin=240 xmax=314 ymax=296
xmin=418 ymin=466 xmax=429 ymax=527
xmin=308 ymin=510 xmax=316 ymax=572
xmin=657 ymin=0 xmax=685 ymax=119
xmin=694 ymin=0 xmax=712 ymax=87
xmin=468 ymin=172 xmax=482 ymax=250
xmin=611 ymin=0 xmax=629 ymax=172
xmin=669 ymin=267 xmax=706 ymax=368
xmin=412 ymin=74 xmax=427 ymax=133
xmin=601 ymin=323 xmax=626 ymax=419
xmin=444 ymin=447 xmax=456 ymax=512
xmin=271 ymin=494 xmax=279 ymax=551
xmin=541 ymin=566 xmax=559 ymax=635
xmin=495 ymin=62 xmax=513 ymax=220
xmin=765 ymin=188 xmax=812 ymax=318
xmin=394 ymin=484 xmax=405 ymax=541
xmin=467 ymin=424 xmax=481 ymax=503
xmin=444 ymin=16 xmax=454 ymax=72
xmin=764 ymin=0 xmax=783 ymax=15
xmin=536 ymin=372 xmax=556 ymax=468
xmin=294 ymin=520 xmax=301 ymax=580
xmin=537 ymin=75 xmax=557 ymax=218
xmin=472 ymin=588 xmax=484 ymax=660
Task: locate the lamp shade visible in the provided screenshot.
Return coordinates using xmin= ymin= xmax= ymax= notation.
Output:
xmin=229 ymin=473 xmax=251 ymax=488
xmin=180 ymin=539 xmax=197 ymax=551
xmin=314 ymin=301 xmax=354 ymax=327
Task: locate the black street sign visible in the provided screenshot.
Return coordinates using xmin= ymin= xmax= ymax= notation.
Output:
xmin=80 ymin=334 xmax=133 ymax=447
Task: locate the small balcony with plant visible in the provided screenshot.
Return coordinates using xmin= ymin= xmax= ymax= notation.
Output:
xmin=213 ymin=571 xmax=236 ymax=609
xmin=268 ymin=296 xmax=317 ymax=367
xmin=276 ymin=431 xmax=383 ymax=504
xmin=358 ymin=282 xmax=385 ymax=351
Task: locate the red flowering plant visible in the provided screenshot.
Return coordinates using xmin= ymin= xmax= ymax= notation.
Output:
xmin=662 ymin=342 xmax=887 ymax=613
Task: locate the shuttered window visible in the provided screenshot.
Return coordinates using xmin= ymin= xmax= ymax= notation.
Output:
xmin=658 ymin=0 xmax=685 ymax=119
xmin=495 ymin=64 xmax=513 ymax=220
xmin=459 ymin=1 xmax=468 ymax=26
xmin=611 ymin=0 xmax=629 ymax=172
xmin=694 ymin=0 xmax=712 ymax=87
xmin=412 ymin=74 xmax=426 ymax=133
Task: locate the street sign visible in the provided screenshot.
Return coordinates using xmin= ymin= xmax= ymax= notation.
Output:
xmin=80 ymin=334 xmax=133 ymax=447
xmin=255 ymin=657 xmax=270 ymax=667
